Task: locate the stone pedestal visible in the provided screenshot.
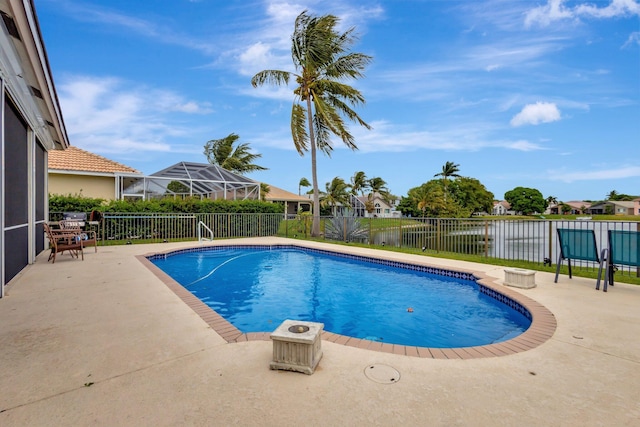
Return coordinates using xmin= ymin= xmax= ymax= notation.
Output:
xmin=270 ymin=319 xmax=323 ymax=375
xmin=504 ymin=268 xmax=536 ymax=289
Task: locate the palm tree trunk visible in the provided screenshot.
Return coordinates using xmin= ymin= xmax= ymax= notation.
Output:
xmin=307 ymin=96 xmax=321 ymax=237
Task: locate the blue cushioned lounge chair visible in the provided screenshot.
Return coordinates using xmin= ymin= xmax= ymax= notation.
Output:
xmin=554 ymin=228 xmax=606 ymax=287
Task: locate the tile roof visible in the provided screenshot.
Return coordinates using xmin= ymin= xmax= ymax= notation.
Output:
xmin=48 ymin=146 xmax=140 ymax=174
xmin=264 ymin=184 xmax=311 ymax=202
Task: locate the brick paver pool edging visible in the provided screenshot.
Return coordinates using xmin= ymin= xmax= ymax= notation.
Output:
xmin=136 ymin=243 xmax=557 ymax=359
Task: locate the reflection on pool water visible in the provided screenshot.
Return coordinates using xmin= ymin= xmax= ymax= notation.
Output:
xmin=150 ymin=246 xmax=531 ymax=348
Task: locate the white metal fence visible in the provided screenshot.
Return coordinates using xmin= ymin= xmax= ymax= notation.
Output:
xmin=49 ymin=212 xmax=639 ymax=278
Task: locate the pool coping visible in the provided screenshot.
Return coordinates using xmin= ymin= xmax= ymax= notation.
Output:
xmin=136 ymin=242 xmax=557 ymax=359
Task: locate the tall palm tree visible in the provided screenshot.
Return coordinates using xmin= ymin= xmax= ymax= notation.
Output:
xmin=203 ymin=133 xmax=267 ymax=174
xmin=251 ymin=10 xmax=372 ymax=237
xmin=606 ymin=190 xmax=618 ymax=200
xmin=434 ymin=161 xmax=460 ymax=201
xmin=321 ymin=177 xmax=351 ymax=216
xmin=299 ymin=177 xmax=311 ymax=195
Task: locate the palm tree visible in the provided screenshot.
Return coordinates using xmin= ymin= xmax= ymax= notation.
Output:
xmin=299 ymin=177 xmax=311 ymax=195
xmin=434 ymin=161 xmax=460 ymax=201
xmin=321 ymin=177 xmax=351 ymax=216
xmin=368 ymin=177 xmax=390 ymax=199
xmin=366 ymin=176 xmax=391 ymax=214
xmin=350 ymin=171 xmax=368 ymax=196
xmin=411 ymin=185 xmax=431 ymax=218
xmin=606 ymin=190 xmax=618 ymax=200
xmin=259 ymin=183 xmax=271 ymax=201
xmin=545 ymin=196 xmax=558 ymax=213
xmin=251 ymin=10 xmax=372 ymax=237
xmin=203 ymin=133 xmax=267 ymax=174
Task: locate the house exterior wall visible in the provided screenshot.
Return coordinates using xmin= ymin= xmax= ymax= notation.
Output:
xmin=364 ymin=197 xmax=397 ymax=218
xmin=49 ymin=173 xmax=116 ymax=200
xmin=1 ymin=0 xmax=70 ymax=294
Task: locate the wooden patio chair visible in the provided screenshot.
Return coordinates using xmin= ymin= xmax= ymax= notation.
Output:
xmin=554 ymin=228 xmax=606 ymax=287
xmin=59 ymin=219 xmax=97 ymax=252
xmin=597 ymin=230 xmax=640 ymax=292
xmin=44 ymin=223 xmax=84 ymax=263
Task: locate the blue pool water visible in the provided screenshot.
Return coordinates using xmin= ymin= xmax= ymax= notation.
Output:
xmin=150 ymin=246 xmax=531 ymax=348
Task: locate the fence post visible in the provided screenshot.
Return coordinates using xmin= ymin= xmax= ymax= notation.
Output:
xmin=368 ymin=217 xmax=372 ymax=245
xmin=436 ymin=218 xmax=441 ymax=252
xmin=548 ymin=220 xmax=553 ymax=263
xmin=484 ymin=220 xmax=489 ymax=258
xmin=398 ymin=217 xmax=402 ymax=249
xmin=343 ymin=216 xmax=347 ymax=242
xmin=636 ymin=222 xmax=640 ymax=277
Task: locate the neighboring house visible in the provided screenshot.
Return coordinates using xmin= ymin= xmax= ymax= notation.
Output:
xmin=548 ymin=201 xmax=591 ymax=215
xmin=48 ymin=146 xmax=141 ymax=200
xmin=587 ymin=201 xmax=637 ymax=216
xmin=263 ymin=184 xmax=312 ymax=215
xmin=349 ymin=193 xmax=400 ymax=218
xmin=1 ymin=0 xmax=70 ymax=293
xmin=492 ymin=201 xmax=513 ymax=215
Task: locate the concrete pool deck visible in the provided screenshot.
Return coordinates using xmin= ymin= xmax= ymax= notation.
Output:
xmin=1 ymin=237 xmax=639 ymax=426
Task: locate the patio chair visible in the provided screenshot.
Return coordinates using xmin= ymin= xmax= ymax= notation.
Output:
xmin=44 ymin=223 xmax=84 ymax=263
xmin=59 ymin=219 xmax=97 ymax=252
xmin=597 ymin=230 xmax=640 ymax=292
xmin=554 ymin=228 xmax=606 ymax=287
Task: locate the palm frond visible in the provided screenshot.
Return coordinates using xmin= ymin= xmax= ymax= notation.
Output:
xmin=312 ymin=114 xmax=333 ymax=156
xmin=313 ymin=97 xmax=357 ymax=150
xmin=326 ymin=53 xmax=373 ymax=79
xmin=251 ymin=70 xmax=292 ymax=87
xmin=291 ymin=104 xmax=309 ymax=155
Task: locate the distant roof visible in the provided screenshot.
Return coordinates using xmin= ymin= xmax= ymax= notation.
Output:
xmin=151 ymin=161 xmax=254 ymax=184
xmin=48 ymin=146 xmax=140 ymax=174
xmin=149 ymin=162 xmax=260 ymax=195
xmin=494 ymin=200 xmax=511 ymax=209
xmin=264 ymin=184 xmax=311 ymax=203
xmin=564 ymin=201 xmax=592 ymax=209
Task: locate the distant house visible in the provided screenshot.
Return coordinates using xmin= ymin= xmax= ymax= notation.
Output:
xmin=492 ymin=201 xmax=513 ymax=215
xmin=548 ymin=201 xmax=591 ymax=215
xmin=48 ymin=146 xmax=141 ymax=200
xmin=352 ymin=193 xmax=401 ymax=218
xmin=263 ymin=185 xmax=312 ymax=215
xmin=587 ymin=201 xmax=637 ymax=216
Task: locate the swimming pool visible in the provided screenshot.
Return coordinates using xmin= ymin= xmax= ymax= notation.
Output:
xmin=148 ymin=245 xmax=535 ymax=349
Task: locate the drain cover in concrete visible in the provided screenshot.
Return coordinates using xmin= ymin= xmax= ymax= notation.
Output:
xmin=364 ymin=364 xmax=400 ymax=384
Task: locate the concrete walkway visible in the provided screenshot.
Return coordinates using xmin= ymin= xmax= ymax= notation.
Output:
xmin=1 ymin=238 xmax=639 ymax=426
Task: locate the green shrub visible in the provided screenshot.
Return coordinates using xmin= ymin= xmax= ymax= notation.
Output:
xmin=49 ymin=194 xmax=284 ymax=215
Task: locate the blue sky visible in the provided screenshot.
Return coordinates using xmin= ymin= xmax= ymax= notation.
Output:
xmin=36 ymin=0 xmax=639 ymax=202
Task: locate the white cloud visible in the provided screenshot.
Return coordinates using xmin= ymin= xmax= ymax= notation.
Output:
xmin=236 ymin=1 xmax=384 ymax=89
xmin=525 ymin=0 xmax=574 ymax=27
xmin=510 ymin=102 xmax=561 ymax=127
xmin=575 ymin=0 xmax=640 ymax=18
xmin=551 ymin=166 xmax=640 ymax=182
xmin=622 ymin=31 xmax=640 ymax=48
xmin=56 ymin=0 xmax=218 ymax=55
xmin=345 ymin=121 xmax=547 ymax=153
xmin=58 ymin=75 xmax=212 ymax=154
xmin=525 ymin=0 xmax=640 ymax=28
